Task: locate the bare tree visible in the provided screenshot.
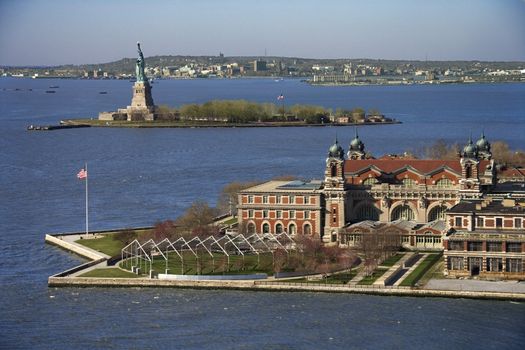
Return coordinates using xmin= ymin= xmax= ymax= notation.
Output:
xmin=113 ymin=228 xmax=136 ymax=245
xmin=175 ymin=200 xmax=220 ymax=239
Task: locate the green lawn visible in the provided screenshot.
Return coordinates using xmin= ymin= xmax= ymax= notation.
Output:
xmin=400 ymin=254 xmax=441 ymax=287
xmin=75 ymin=229 xmax=151 ymax=257
xmin=120 ymin=251 xmax=278 ymax=276
xmin=78 ymin=268 xmax=140 ymax=278
xmin=220 ymin=217 xmax=238 ymax=226
xmin=357 ymin=268 xmax=389 ymax=285
xmin=381 ymin=254 xmax=404 ymax=267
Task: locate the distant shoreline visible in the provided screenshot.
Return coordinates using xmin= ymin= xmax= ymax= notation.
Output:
xmin=61 ymin=119 xmax=402 ymax=129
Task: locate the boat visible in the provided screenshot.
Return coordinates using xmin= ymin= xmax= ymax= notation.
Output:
xmin=99 ymin=91 xmax=108 ymax=94
xmin=45 ymin=90 xmax=56 ymax=93
xmin=49 ymin=85 xmax=59 ymax=88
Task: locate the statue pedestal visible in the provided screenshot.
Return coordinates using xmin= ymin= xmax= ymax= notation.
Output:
xmin=122 ymin=81 xmax=157 ymax=121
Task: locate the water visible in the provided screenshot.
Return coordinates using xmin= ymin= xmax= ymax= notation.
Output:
xmin=0 ymin=78 xmax=524 ymax=349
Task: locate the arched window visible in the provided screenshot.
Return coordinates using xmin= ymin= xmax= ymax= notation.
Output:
xmin=391 ymin=205 xmax=415 ymax=221
xmin=436 ymin=178 xmax=453 ymax=188
xmin=304 ymin=224 xmax=312 ymax=235
xmin=363 ymin=177 xmax=377 ymax=186
xmin=262 ymin=223 xmax=270 ymax=234
xmin=465 ymin=165 xmax=472 ymax=179
xmin=288 ymin=223 xmax=296 ymax=235
xmin=355 ymin=203 xmax=379 ymax=221
xmin=401 ymin=178 xmax=416 ymax=187
xmin=331 ymin=164 xmax=337 ymax=177
xmin=428 ymin=205 xmax=448 ymax=221
xmin=275 ymin=223 xmax=283 ymax=234
xmin=247 ymin=223 xmax=256 ymax=234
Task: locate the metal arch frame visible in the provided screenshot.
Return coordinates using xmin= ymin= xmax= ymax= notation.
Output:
xmin=246 ymin=233 xmax=272 ymax=253
xmin=157 ymin=238 xmax=184 ymax=274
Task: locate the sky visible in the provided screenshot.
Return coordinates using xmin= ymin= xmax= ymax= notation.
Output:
xmin=1 ymin=0 xmax=525 ymax=66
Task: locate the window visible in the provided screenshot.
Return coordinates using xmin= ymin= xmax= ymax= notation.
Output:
xmin=263 ymin=210 xmax=269 ymax=219
xmin=276 ymin=195 xmax=281 ymax=204
xmin=391 ymin=205 xmax=415 ymax=221
xmin=247 ymin=223 xmax=256 ymax=234
xmin=487 ymin=258 xmax=502 ymax=272
xmin=262 ymin=223 xmax=270 ymax=234
xmin=477 ymin=217 xmax=484 ymax=228
xmin=304 ymin=224 xmax=312 ymax=235
xmin=248 ymin=195 xmax=254 ymax=204
xmin=304 ymin=210 xmax=310 ymax=219
xmin=515 ymin=218 xmax=522 ymax=228
xmin=356 ymin=204 xmax=379 ymax=221
xmin=275 ymin=223 xmax=283 ymax=234
xmin=263 ymin=195 xmax=268 ymax=204
xmin=496 ymin=218 xmax=503 ymax=228
xmin=506 ymin=242 xmax=522 ymax=253
xmin=429 ymin=205 xmax=447 ymax=221
xmin=401 ymin=178 xmax=416 ymax=187
xmin=465 ymin=165 xmax=472 ymax=179
xmin=363 ymin=178 xmax=376 ymax=186
xmin=417 ymin=236 xmax=425 ymax=243
xmin=331 ymin=164 xmax=337 ymax=177
xmin=276 ymin=210 xmax=282 ymax=219
xmin=449 ymin=241 xmax=464 ymax=251
xmin=248 ymin=210 xmax=254 ymax=218
xmin=467 ymin=241 xmax=483 ymax=251
xmin=290 ymin=210 xmax=295 ymax=219
xmin=436 ymin=178 xmax=453 ymax=188
xmin=402 ymin=236 xmax=410 ymax=243
xmin=448 ymin=257 xmax=464 ymax=270
xmin=455 ymin=217 xmax=462 ymax=227
xmin=289 ymin=223 xmax=296 ymax=235
xmin=506 ymin=258 xmax=523 ymax=273
xmin=486 ymin=242 xmax=502 ymax=252
xmin=289 ymin=195 xmax=295 ymax=204
xmin=305 ymin=196 xmax=310 ymax=204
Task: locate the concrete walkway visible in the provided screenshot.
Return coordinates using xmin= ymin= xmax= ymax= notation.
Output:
xmin=424 ymin=279 xmax=525 ymax=294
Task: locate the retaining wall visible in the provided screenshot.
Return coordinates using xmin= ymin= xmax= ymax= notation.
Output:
xmin=45 ymin=234 xmax=109 ymax=260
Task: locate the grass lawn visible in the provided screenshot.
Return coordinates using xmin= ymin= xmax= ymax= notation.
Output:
xmin=120 ymin=251 xmax=278 ymax=276
xmin=75 ymin=229 xmax=151 ymax=257
xmin=220 ymin=217 xmax=238 ymax=226
xmin=78 ymin=268 xmax=140 ymax=278
xmin=357 ymin=268 xmax=389 ymax=285
xmin=381 ymin=253 xmax=404 ymax=267
xmin=400 ymin=254 xmax=441 ymax=287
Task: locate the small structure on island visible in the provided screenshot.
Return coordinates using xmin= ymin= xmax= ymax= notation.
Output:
xmin=99 ymin=42 xmax=158 ymax=121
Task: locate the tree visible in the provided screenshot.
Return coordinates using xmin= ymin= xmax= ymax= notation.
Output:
xmin=113 ymin=228 xmax=136 ymax=245
xmin=216 ymin=181 xmax=262 ymax=215
xmin=492 ymin=141 xmax=525 ymax=167
xmin=175 ymin=200 xmax=220 ymax=239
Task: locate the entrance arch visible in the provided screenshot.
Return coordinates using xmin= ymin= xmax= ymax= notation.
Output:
xmin=428 ymin=205 xmax=448 ymax=221
xmin=355 ymin=202 xmax=380 ymax=221
xmin=391 ymin=204 xmax=415 ymax=221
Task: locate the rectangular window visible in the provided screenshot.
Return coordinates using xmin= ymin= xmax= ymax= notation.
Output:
xmin=305 ymin=196 xmax=310 ymax=204
xmin=304 ymin=210 xmax=310 ymax=219
xmin=248 ymin=195 xmax=254 ymax=204
xmin=434 ymin=238 xmax=441 ymax=244
xmin=515 ymin=218 xmax=521 ymax=229
xmin=496 ymin=218 xmax=503 ymax=228
xmin=276 ymin=195 xmax=281 ymax=204
xmin=289 ymin=195 xmax=295 ymax=204
xmin=448 ymin=257 xmax=464 ymax=270
xmin=417 ymin=236 xmax=424 ymax=243
xmin=506 ymin=242 xmax=522 ymax=253
xmin=262 ymin=195 xmax=268 ymax=204
xmin=467 ymin=241 xmax=483 ymax=251
xmin=476 ymin=217 xmax=484 ymax=228
xmin=263 ymin=210 xmax=269 ymax=219
xmin=506 ymin=258 xmax=523 ymax=273
xmin=486 ymin=242 xmax=502 ymax=252
xmin=486 ymin=258 xmax=502 ymax=272
xmin=248 ymin=210 xmax=254 ymax=218
xmin=455 ymin=217 xmax=462 ymax=227
xmin=289 ymin=210 xmax=295 ymax=219
xmin=449 ymin=241 xmax=464 ymax=251
xmin=276 ymin=210 xmax=282 ymax=219
xmin=402 ymin=236 xmax=410 ymax=243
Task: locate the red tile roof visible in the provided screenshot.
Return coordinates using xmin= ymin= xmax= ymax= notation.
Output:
xmin=344 ymin=159 xmax=476 ymax=175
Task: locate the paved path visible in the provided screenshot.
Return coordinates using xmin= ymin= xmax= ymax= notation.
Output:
xmin=425 ymin=279 xmax=525 ymax=293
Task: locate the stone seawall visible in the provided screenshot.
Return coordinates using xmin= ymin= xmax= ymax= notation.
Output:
xmin=47 ymin=276 xmax=525 ymax=301
xmin=45 ymin=234 xmax=109 ymax=261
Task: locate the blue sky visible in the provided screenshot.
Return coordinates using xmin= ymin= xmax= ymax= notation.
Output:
xmin=1 ymin=0 xmax=524 ymax=65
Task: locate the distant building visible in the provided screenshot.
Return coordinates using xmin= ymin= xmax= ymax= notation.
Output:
xmin=253 ymin=60 xmax=267 ymax=72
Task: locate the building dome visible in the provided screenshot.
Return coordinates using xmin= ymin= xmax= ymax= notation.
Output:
xmin=328 ymin=138 xmax=344 ymax=159
xmin=476 ymin=132 xmax=491 ymax=152
xmin=462 ymin=137 xmax=478 ymax=158
xmin=349 ymin=133 xmax=364 ymax=152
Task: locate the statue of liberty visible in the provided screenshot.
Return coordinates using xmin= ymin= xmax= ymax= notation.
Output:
xmin=136 ymin=42 xmax=147 ymax=83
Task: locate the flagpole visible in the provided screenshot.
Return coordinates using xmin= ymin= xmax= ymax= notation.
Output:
xmin=85 ymin=162 xmax=89 ymax=236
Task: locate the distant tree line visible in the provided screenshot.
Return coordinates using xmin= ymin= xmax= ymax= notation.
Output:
xmin=154 ymin=100 xmax=381 ymax=125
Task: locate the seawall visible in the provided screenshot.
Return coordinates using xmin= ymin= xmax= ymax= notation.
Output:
xmin=47 ymin=276 xmax=525 ymax=301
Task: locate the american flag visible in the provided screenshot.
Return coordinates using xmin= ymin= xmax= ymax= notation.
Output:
xmin=77 ymin=168 xmax=87 ymax=179
xmin=277 ymin=94 xmax=284 ymax=100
